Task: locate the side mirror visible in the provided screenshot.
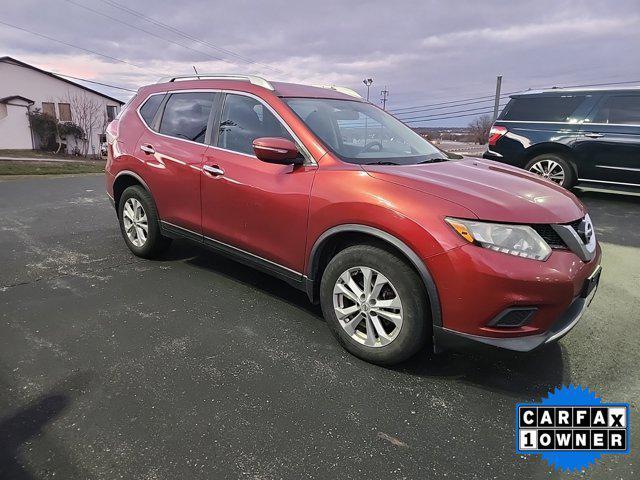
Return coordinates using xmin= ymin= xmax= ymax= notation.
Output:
xmin=253 ymin=137 xmax=304 ymax=165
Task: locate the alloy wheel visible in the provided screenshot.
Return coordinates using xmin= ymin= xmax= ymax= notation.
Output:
xmin=332 ymin=266 xmax=403 ymax=347
xmin=528 ymin=159 xmax=565 ymax=185
xmin=122 ymin=198 xmax=148 ymax=247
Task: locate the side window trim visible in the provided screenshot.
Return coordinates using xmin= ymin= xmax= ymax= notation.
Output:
xmin=206 ymin=92 xmax=223 ymax=147
xmin=212 ymin=91 xmax=315 ymax=165
xmin=135 ymin=88 xmax=317 ymax=162
xmin=150 ymin=93 xmax=169 ymax=131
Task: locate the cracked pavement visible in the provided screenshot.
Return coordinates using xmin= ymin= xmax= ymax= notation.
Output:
xmin=0 ymin=174 xmax=639 ymax=479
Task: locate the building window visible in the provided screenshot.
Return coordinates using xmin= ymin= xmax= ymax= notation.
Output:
xmin=106 ymin=105 xmax=117 ymax=122
xmin=58 ymin=103 xmax=72 ymax=122
xmin=42 ymin=102 xmax=56 ymax=118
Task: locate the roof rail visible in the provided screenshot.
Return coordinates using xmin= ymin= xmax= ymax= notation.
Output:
xmin=156 ymin=74 xmax=274 ymax=91
xmin=313 ymin=85 xmax=363 ymax=99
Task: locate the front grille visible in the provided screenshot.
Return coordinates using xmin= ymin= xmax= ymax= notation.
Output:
xmin=531 ymin=224 xmax=567 ymax=249
xmin=568 ymin=219 xmax=583 ymax=230
xmin=531 ymin=216 xmax=586 ymax=250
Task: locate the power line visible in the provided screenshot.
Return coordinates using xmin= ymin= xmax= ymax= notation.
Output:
xmin=546 ymin=79 xmax=640 ymax=89
xmin=395 ymin=103 xmax=507 ymax=121
xmin=389 ymin=90 xmax=523 ymax=113
xmin=0 ymin=19 xmax=164 ymax=76
xmin=402 ymin=109 xmax=500 ymax=123
xmin=390 ymin=79 xmax=640 ymax=114
xmin=62 ymin=0 xmax=246 ymax=69
xmin=96 ymin=0 xmax=282 ymax=73
xmin=393 ymin=96 xmax=511 ymax=116
xmin=52 ymin=72 xmax=137 ymax=92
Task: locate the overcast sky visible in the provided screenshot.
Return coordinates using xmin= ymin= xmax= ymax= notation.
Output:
xmin=2 ymin=0 xmax=639 ymax=126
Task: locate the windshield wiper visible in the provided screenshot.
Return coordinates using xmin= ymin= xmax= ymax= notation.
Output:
xmin=364 ymin=161 xmax=399 ymax=165
xmin=416 ymin=158 xmax=448 ymax=164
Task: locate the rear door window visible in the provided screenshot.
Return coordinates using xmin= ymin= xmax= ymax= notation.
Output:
xmin=500 ymin=95 xmax=585 ymax=122
xmin=592 ymin=95 xmax=640 ymax=125
xmin=159 ymin=92 xmax=215 ymax=143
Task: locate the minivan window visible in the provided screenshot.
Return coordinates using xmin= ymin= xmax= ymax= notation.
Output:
xmin=500 ymin=95 xmax=586 ymax=122
xmin=159 ymin=92 xmax=214 ymax=143
xmin=217 ymin=94 xmax=293 ymax=155
xmin=592 ymin=95 xmax=640 ymax=125
xmin=139 ymin=94 xmax=164 ymax=127
xmin=285 ymin=98 xmax=446 ymax=165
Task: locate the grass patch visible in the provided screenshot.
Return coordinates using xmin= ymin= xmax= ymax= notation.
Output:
xmin=0 ymin=149 xmax=103 ymax=161
xmin=0 ymin=161 xmax=105 ymax=176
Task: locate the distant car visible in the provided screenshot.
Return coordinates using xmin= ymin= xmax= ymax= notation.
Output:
xmin=484 ymin=87 xmax=640 ymax=190
xmin=105 ymin=74 xmax=601 ymax=365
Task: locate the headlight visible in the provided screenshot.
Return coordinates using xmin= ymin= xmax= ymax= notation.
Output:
xmin=445 ymin=217 xmax=552 ymax=261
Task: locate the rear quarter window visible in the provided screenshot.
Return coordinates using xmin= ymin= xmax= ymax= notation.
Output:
xmin=500 ymin=95 xmax=586 ymax=122
xmin=139 ymin=94 xmax=165 ymax=127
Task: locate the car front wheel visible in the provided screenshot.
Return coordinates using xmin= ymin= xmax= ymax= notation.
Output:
xmin=320 ymin=244 xmax=430 ymax=365
xmin=118 ymin=185 xmax=171 ymax=258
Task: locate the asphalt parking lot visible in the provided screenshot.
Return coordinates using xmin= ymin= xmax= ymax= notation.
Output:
xmin=1 ymin=174 xmax=639 ymax=479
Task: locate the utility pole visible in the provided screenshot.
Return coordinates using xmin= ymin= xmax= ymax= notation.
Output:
xmin=380 ymin=86 xmax=389 ymax=110
xmin=363 ymin=78 xmax=373 ymax=101
xmin=493 ymin=75 xmax=502 ymax=121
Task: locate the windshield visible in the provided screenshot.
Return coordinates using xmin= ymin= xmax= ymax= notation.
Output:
xmin=284 ymin=98 xmax=447 ymax=165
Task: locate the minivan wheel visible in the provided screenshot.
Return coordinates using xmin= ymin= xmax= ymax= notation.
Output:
xmin=118 ymin=185 xmax=171 ymax=258
xmin=525 ymin=154 xmax=576 ymax=188
xmin=320 ymin=244 xmax=429 ymax=365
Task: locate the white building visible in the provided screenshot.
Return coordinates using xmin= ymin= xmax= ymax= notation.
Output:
xmin=0 ymin=56 xmax=124 ymax=154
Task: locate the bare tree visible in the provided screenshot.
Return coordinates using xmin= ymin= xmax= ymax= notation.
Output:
xmin=65 ymin=92 xmax=105 ymax=157
xmin=468 ymin=114 xmax=493 ymax=145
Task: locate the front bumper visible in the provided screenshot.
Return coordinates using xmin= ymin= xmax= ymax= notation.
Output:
xmin=426 ymin=241 xmax=602 ymax=352
xmin=434 ymin=265 xmax=600 ymax=352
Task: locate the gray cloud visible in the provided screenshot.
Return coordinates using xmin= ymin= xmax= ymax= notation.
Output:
xmin=2 ymin=0 xmax=639 ymax=125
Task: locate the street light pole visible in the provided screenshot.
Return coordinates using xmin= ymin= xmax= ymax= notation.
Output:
xmin=363 ymin=78 xmax=373 ymax=101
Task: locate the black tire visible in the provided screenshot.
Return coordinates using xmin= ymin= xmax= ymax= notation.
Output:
xmin=320 ymin=244 xmax=430 ymax=365
xmin=525 ymin=153 xmax=576 ymax=188
xmin=118 ymin=185 xmax=171 ymax=258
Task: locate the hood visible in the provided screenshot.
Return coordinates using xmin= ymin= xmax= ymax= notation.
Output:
xmin=362 ymin=158 xmax=586 ymax=224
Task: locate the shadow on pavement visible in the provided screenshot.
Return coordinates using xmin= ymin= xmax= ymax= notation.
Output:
xmin=395 ymin=342 xmax=567 ymax=400
xmin=0 ymin=371 xmax=94 ymax=480
xmin=160 ymin=240 xmax=568 ymax=400
xmin=166 ymin=240 xmax=322 ymax=318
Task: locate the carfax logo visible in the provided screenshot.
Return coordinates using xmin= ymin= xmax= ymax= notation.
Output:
xmin=516 ymin=385 xmax=630 ymax=472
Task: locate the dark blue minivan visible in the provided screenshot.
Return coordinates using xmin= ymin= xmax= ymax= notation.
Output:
xmin=484 ymin=87 xmax=640 ymax=190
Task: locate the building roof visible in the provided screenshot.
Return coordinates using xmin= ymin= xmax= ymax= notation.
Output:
xmin=0 ymin=56 xmax=125 ymax=105
xmin=0 ymin=95 xmax=35 ymax=105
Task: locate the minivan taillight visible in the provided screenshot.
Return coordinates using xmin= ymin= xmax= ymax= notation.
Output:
xmin=488 ymin=125 xmax=507 ymax=146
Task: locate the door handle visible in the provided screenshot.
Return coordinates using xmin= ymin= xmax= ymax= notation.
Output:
xmin=583 ymin=133 xmax=604 ymax=138
xmin=203 ymin=164 xmax=225 ymax=176
xmin=140 ymin=144 xmax=156 ymax=154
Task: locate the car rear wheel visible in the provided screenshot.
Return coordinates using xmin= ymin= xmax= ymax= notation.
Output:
xmin=525 ymin=153 xmax=576 ymax=188
xmin=320 ymin=244 xmax=429 ymax=365
xmin=118 ymin=185 xmax=171 ymax=258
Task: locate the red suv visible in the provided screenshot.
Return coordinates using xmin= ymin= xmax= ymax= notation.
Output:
xmin=105 ymin=75 xmax=602 ymax=365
